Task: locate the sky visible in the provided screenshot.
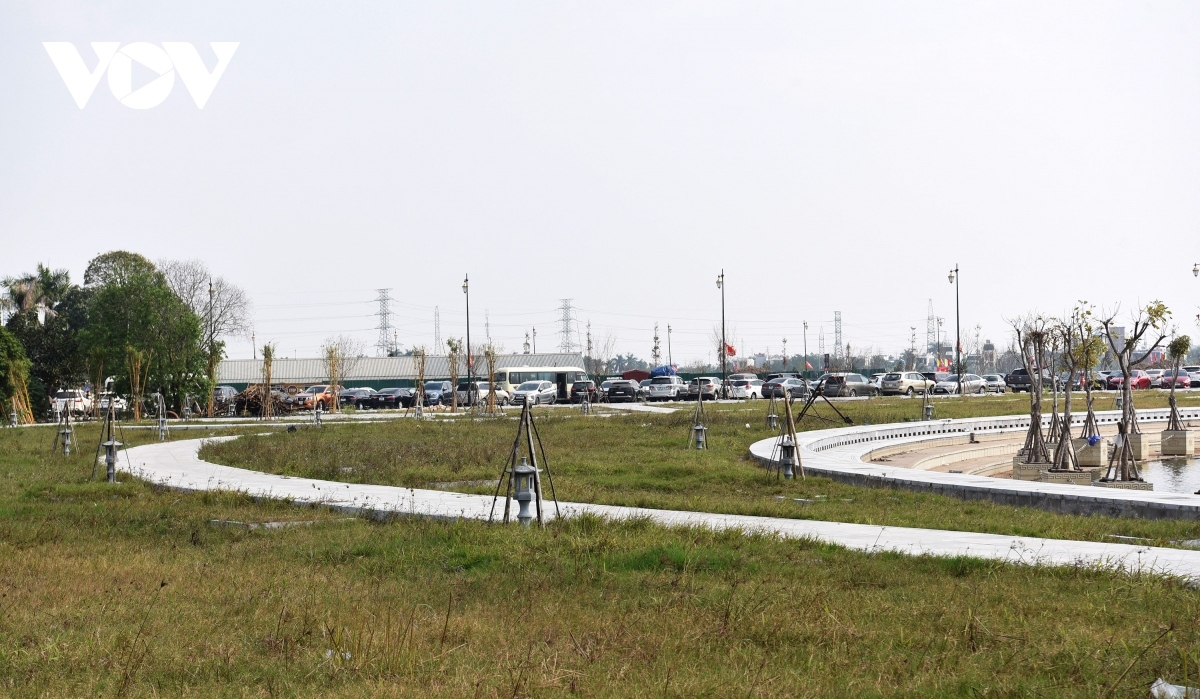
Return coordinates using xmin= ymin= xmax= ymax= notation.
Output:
xmin=3 ymin=0 xmax=1200 ymax=365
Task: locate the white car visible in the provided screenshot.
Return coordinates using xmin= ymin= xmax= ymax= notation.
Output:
xmin=868 ymin=373 xmax=886 ymax=390
xmin=1146 ymin=369 xmax=1165 ymax=388
xmin=512 ymin=380 xmax=558 ymax=406
xmin=933 ymin=374 xmax=987 ymax=394
xmin=97 ymin=394 xmax=129 ymax=413
xmin=646 ymin=375 xmax=688 ymax=401
xmin=54 ymin=389 xmax=92 ymax=416
xmin=728 ymin=378 xmax=764 ymax=399
xmin=1185 ymin=366 xmax=1200 ymax=386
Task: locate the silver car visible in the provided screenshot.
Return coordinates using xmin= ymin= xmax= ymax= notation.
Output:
xmin=982 ymin=374 xmax=1007 ymax=393
xmin=512 ymin=380 xmax=558 ymax=405
xmin=933 ymin=374 xmax=987 ymax=394
xmin=647 ymin=375 xmax=688 ymax=401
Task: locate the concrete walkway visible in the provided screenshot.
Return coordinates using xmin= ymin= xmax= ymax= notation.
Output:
xmin=123 ymin=437 xmax=1200 ymax=581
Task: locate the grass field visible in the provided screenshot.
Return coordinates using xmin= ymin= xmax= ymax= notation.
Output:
xmin=5 ymin=394 xmax=1200 ymax=696
xmin=203 ymin=392 xmax=1200 ymax=547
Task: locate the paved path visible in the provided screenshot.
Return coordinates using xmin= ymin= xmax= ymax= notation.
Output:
xmin=123 ymin=437 xmax=1200 ymax=581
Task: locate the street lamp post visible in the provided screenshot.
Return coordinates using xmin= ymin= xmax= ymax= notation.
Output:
xmin=802 ymin=321 xmax=809 ymax=379
xmin=463 ymin=275 xmax=473 ymax=404
xmin=667 ymin=324 xmax=673 ymax=367
xmin=949 ymin=265 xmax=961 ymax=395
xmin=716 ymin=270 xmax=727 ymax=399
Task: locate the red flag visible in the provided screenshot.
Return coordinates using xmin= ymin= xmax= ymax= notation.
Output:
xmin=805 ymin=360 xmax=813 ymax=369
xmin=724 ymin=343 xmax=737 ymax=357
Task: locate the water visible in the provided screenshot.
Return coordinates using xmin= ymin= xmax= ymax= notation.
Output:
xmin=1138 ymin=458 xmax=1200 ymax=494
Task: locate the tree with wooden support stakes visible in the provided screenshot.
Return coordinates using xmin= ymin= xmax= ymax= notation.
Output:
xmin=1162 ymin=334 xmax=1193 ymax=456
xmin=1100 ymin=301 xmax=1171 ymax=483
xmin=1010 ymin=315 xmax=1052 ymax=466
xmin=1071 ymin=307 xmax=1108 ymax=467
xmin=1049 ymin=309 xmax=1087 ymax=473
xmin=489 ymin=399 xmax=559 ymax=527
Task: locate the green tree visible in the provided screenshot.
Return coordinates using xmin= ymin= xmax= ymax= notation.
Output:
xmin=0 ymin=326 xmax=32 ymax=422
xmin=80 ymin=252 xmax=207 ymax=414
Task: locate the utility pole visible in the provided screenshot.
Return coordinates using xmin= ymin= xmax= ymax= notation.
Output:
xmin=462 ymin=275 xmax=473 ymax=399
xmin=803 ymin=321 xmax=809 ymax=378
xmin=667 ymin=324 xmax=673 ymax=368
xmin=716 ymin=270 xmax=727 ymax=399
xmin=781 ymin=338 xmax=787 ymax=371
xmin=910 ymin=327 xmax=917 ymax=370
xmin=949 ymin=265 xmax=961 ymax=394
xmin=434 ymin=306 xmax=441 ymax=352
xmin=532 ymin=327 xmax=537 ymax=354
xmin=206 ymin=279 xmax=215 ymax=418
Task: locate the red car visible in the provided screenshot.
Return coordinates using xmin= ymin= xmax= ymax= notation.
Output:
xmin=1107 ymin=370 xmax=1151 ymax=390
xmin=1161 ymin=369 xmax=1192 ymax=390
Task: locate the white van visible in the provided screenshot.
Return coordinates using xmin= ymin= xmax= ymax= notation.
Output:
xmin=492 ymin=366 xmax=587 ymax=404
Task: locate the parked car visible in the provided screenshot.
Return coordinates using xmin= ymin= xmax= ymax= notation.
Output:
xmin=1185 ymin=366 xmax=1200 ymax=385
xmin=823 ymin=373 xmax=875 ymax=398
xmin=1091 ymin=371 xmax=1112 ymax=390
xmin=211 ymin=385 xmax=238 ymax=412
xmin=512 ymin=380 xmax=559 ymax=405
xmin=422 ymin=380 xmax=453 ymax=406
xmin=982 ymin=374 xmax=1007 ymax=393
xmin=570 ymin=380 xmax=598 ymax=403
xmin=1146 ymin=369 xmax=1166 ymax=388
xmin=457 ymin=381 xmax=510 ymax=406
xmin=764 ymin=377 xmax=809 ymax=399
xmin=97 ymin=393 xmax=128 ymax=414
xmin=868 ymin=373 xmax=886 ymax=391
xmin=879 ymin=372 xmax=935 ymax=396
xmin=685 ymin=377 xmax=721 ymax=401
xmin=647 ymin=375 xmax=688 ymax=401
xmin=764 ymin=372 xmax=799 ymax=383
xmin=1107 ymin=370 xmax=1151 ymax=390
xmin=1003 ymin=369 xmax=1057 ymax=392
xmin=638 ymin=379 xmax=653 ymax=400
xmin=54 ymin=389 xmax=92 ymax=416
xmin=1161 ymin=368 xmax=1192 ymax=390
xmin=599 ymin=380 xmax=615 ymax=401
xmin=607 ymin=379 xmax=641 ymax=403
xmin=339 ymin=388 xmax=374 ymax=408
xmin=933 ymin=374 xmax=987 ymax=394
xmin=728 ymin=378 xmax=764 ymax=399
xmin=294 ymin=384 xmax=342 ymax=410
xmin=373 ymin=387 xmax=411 ymax=409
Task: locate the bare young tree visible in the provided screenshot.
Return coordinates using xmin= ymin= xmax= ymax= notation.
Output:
xmin=1010 ymin=315 xmax=1051 ymax=465
xmin=446 ymin=337 xmax=462 ymax=412
xmin=321 ymin=335 xmax=365 ymax=413
xmin=160 ymin=259 xmax=252 ymax=416
xmin=1100 ymin=301 xmax=1171 ymax=482
xmin=1049 ymin=310 xmax=1085 ymax=472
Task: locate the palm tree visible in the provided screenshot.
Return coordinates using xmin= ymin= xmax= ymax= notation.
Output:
xmin=1 ymin=265 xmax=71 ymax=322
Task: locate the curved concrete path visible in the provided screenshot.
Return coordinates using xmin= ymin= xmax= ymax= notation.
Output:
xmin=123 ymin=436 xmax=1200 ymax=581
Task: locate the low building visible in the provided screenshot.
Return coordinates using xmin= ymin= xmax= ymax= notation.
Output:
xmin=217 ymin=352 xmax=586 ymax=391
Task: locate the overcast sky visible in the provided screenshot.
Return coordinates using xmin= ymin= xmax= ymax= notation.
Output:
xmin=3 ymin=1 xmax=1200 ymax=364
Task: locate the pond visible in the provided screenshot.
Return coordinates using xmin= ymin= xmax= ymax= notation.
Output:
xmin=1137 ymin=457 xmax=1200 ymax=494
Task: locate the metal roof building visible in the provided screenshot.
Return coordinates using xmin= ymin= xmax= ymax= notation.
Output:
xmin=217 ymin=352 xmax=586 ymax=389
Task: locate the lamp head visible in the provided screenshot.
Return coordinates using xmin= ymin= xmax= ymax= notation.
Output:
xmin=462 ymin=275 xmax=468 ymax=293
xmin=948 ymin=269 xmax=956 ymax=284
xmin=1193 ymin=263 xmax=1198 ymax=278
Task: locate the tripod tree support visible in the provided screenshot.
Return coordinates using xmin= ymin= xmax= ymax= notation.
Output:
xmin=489 ymin=400 xmax=559 ymax=527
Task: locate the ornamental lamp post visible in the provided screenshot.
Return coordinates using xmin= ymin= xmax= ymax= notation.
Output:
xmin=463 ymin=275 xmax=474 ymax=405
xmin=780 ymin=435 xmax=796 ymax=479
xmin=948 ymin=265 xmax=961 ymax=396
xmin=513 ymin=457 xmax=538 ymax=528
xmin=103 ymin=437 xmax=122 ymax=483
xmin=692 ymin=423 xmax=707 ymax=450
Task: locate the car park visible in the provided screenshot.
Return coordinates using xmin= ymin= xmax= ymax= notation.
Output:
xmin=607 ymin=379 xmax=641 ymax=403
xmin=879 ymin=372 xmax=935 ymax=396
xmin=685 ymin=377 xmax=721 ymax=400
xmin=933 ymin=373 xmax=987 ymax=394
xmin=763 ymin=377 xmax=808 ymax=399
xmin=822 ymin=373 xmax=875 ymax=398
xmin=728 ymin=378 xmax=764 ymax=399
xmin=982 ymin=374 xmax=1007 ymax=393
xmin=512 ymin=380 xmax=559 ymax=405
xmin=1162 ymin=368 xmax=1192 ymax=390
xmin=1107 ymin=370 xmax=1151 ymax=390
xmin=570 ymin=380 xmax=598 ymax=403
xmin=647 ymin=375 xmax=688 ymax=401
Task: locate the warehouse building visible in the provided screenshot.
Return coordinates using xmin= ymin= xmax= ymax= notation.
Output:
xmin=216 ymin=352 xmax=587 ymax=392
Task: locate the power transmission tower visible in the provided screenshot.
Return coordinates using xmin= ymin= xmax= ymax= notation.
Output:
xmin=834 ymin=312 xmax=843 ymax=360
xmin=485 ymin=309 xmax=491 ymax=341
xmin=652 ymin=323 xmax=661 ymax=366
xmin=926 ymin=299 xmax=936 ymax=361
xmin=434 ymin=306 xmax=442 ymax=352
xmin=375 ymin=289 xmax=394 ymax=356
xmin=781 ymin=338 xmax=787 ymax=370
xmin=558 ymin=299 xmax=577 ymax=352
xmin=910 ymin=327 xmax=917 ymax=370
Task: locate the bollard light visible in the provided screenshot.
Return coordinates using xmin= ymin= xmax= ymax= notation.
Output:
xmin=693 ymin=424 xmax=707 ymax=450
xmin=780 ymin=435 xmax=796 ymax=479
xmin=59 ymin=425 xmax=73 ymax=456
xmin=9 ymin=409 xmax=16 ymax=428
xmin=157 ymin=414 xmax=168 ymax=441
xmin=767 ymin=412 xmax=778 ymax=430
xmin=513 ymin=457 xmax=538 ymax=527
xmin=103 ymin=438 xmax=122 ymax=483
xmin=314 ymin=405 xmax=323 ymax=427
xmin=1116 ymin=394 xmax=1123 ymax=410
xmin=923 ymin=404 xmax=934 ymax=421
xmin=580 ymin=397 xmax=590 ymax=415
